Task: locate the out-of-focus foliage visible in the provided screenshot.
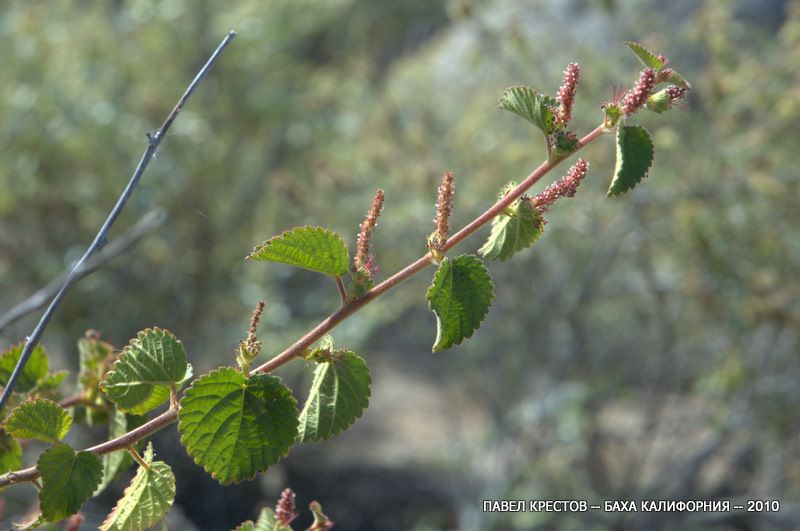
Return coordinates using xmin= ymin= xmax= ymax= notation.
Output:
xmin=1 ymin=0 xmax=798 ymax=529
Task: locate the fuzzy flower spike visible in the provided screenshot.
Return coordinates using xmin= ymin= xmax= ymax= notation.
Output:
xmin=530 ymin=158 xmax=589 ymax=213
xmin=621 ymin=67 xmax=657 ymax=116
xmin=354 ymin=189 xmax=384 ymax=278
xmin=429 ymin=171 xmax=455 ymax=256
xmin=556 ymin=62 xmax=580 ymax=126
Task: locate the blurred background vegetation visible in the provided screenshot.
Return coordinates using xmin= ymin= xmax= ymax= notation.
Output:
xmin=1 ymin=0 xmax=799 ymax=529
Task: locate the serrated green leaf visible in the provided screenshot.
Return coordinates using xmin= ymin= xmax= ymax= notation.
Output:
xmin=298 ymin=350 xmax=371 ymax=442
xmin=0 ymin=342 xmax=49 ymax=393
xmin=426 ymin=255 xmax=494 ymax=352
xmin=38 ymin=443 xmax=103 ymax=522
xmin=247 ymin=226 xmax=349 ymax=277
xmin=624 ymin=41 xmax=664 ymax=69
xmin=479 ymin=200 xmax=544 ymax=261
xmin=498 ymin=86 xmax=558 ymax=134
xmin=100 ymin=328 xmax=188 ymax=415
xmin=95 ymin=409 xmax=144 ymax=496
xmin=178 ymin=368 xmax=299 ymax=484
xmin=0 ymin=431 xmax=22 ymax=475
xmin=607 ymin=125 xmax=655 ymax=196
xmin=100 ymin=443 xmax=175 ymax=531
xmin=2 ymin=399 xmax=72 ymax=443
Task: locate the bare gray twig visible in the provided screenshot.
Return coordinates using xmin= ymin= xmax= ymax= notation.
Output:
xmin=0 ymin=31 xmax=237 ymax=410
xmin=0 ymin=209 xmax=166 ymax=332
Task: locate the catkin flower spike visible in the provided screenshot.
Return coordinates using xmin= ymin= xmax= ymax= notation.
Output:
xmin=429 ymin=171 xmax=455 ymax=258
xmin=236 ymin=300 xmax=266 ymax=374
xmin=354 ymin=189 xmax=384 ymax=278
xmin=276 ymin=488 xmax=299 ymax=526
xmin=556 ymin=62 xmax=580 ymax=126
xmin=530 ymin=159 xmax=589 ymax=213
xmin=621 ymin=67 xmax=657 ymax=116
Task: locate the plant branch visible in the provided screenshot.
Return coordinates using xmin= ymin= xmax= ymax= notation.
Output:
xmin=0 ymin=406 xmax=179 ymax=488
xmin=253 ymin=124 xmax=609 ymax=374
xmin=0 ymin=209 xmax=166 ymax=333
xmin=0 ymin=31 xmax=237 ymax=411
xmin=0 ymin=124 xmax=608 ymax=490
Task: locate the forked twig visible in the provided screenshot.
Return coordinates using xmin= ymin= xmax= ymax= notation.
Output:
xmin=0 ymin=31 xmax=237 ymax=411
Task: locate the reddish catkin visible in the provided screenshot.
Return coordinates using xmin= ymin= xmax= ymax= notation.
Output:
xmin=276 ymin=488 xmax=299 ymax=525
xmin=666 ymin=84 xmax=687 ymax=104
xmin=530 ymin=158 xmax=589 ymax=212
xmin=621 ymin=67 xmax=657 ymax=116
xmin=355 ymin=189 xmax=384 ymax=275
xmin=432 ymin=171 xmax=455 ymax=252
xmin=556 ymin=62 xmax=580 ymax=125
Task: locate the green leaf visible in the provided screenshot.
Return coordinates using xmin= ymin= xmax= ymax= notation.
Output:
xmin=479 ymin=199 xmax=544 ymax=261
xmin=298 ymin=350 xmax=371 ymax=442
xmin=2 ymin=399 xmax=72 ymax=443
xmin=426 ymin=255 xmax=494 ymax=352
xmin=38 ymin=443 xmax=103 ymax=522
xmin=0 ymin=342 xmax=49 ymax=393
xmin=247 ymin=226 xmax=349 ymax=277
xmin=100 ymin=443 xmax=175 ymax=531
xmin=178 ymin=368 xmax=299 ymax=484
xmin=607 ymin=125 xmax=655 ymax=196
xmin=498 ymin=86 xmax=557 ymax=134
xmin=624 ymin=41 xmax=664 ymax=69
xmin=0 ymin=431 xmax=22 ymax=476
xmin=100 ymin=328 xmax=189 ymax=415
xmin=95 ymin=409 xmax=144 ymax=496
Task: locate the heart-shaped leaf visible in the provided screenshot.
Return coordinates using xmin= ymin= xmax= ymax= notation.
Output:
xmin=178 ymin=368 xmax=298 ymax=484
xmin=607 ymin=125 xmax=654 ymax=196
xmin=426 ymin=255 xmax=494 ymax=352
xmin=479 ymin=199 xmax=544 ymax=262
xmin=498 ymin=86 xmax=558 ymax=135
xmin=298 ymin=350 xmax=371 ymax=442
xmin=38 ymin=443 xmax=103 ymax=522
xmin=100 ymin=328 xmax=189 ymax=415
xmin=2 ymin=399 xmax=72 ymax=443
xmin=247 ymin=226 xmax=349 ymax=277
xmin=0 ymin=342 xmax=49 ymax=393
xmin=101 ymin=443 xmax=175 ymax=531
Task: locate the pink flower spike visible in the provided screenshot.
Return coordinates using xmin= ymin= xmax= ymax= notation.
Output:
xmin=557 ymin=62 xmax=580 ymax=125
xmin=621 ymin=67 xmax=657 ymax=116
xmin=530 ymin=159 xmax=589 ymax=212
xmin=276 ymin=488 xmax=299 ymax=525
xmin=355 ymin=189 xmax=385 ymax=277
xmin=431 ymin=171 xmax=455 ymax=253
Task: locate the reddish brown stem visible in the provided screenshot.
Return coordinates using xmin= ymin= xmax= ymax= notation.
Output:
xmin=0 ymin=124 xmax=608 ymax=490
xmin=254 ymin=124 xmax=608 ymax=374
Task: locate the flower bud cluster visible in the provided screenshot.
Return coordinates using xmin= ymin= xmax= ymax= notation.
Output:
xmin=556 ymin=62 xmax=580 ymax=125
xmin=430 ymin=171 xmax=455 ymax=253
xmin=276 ymin=488 xmax=299 ymax=525
xmin=355 ymin=189 xmax=384 ymax=277
xmin=621 ymin=67 xmax=657 ymax=116
xmin=530 ymin=159 xmax=589 ymax=212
